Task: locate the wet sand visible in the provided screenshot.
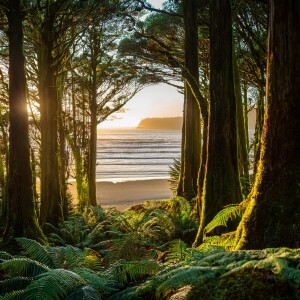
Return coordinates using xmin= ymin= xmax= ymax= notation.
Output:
xmin=69 ymin=179 xmax=172 ymax=210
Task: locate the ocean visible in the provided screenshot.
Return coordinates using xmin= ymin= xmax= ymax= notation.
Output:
xmin=96 ymin=129 xmax=181 ymax=182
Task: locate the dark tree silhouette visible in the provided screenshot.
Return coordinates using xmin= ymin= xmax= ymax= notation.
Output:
xmin=236 ymin=0 xmax=300 ymax=249
xmin=4 ymin=0 xmax=45 ymax=242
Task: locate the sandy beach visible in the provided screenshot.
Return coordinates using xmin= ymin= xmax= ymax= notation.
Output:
xmin=69 ymin=179 xmax=172 ymax=210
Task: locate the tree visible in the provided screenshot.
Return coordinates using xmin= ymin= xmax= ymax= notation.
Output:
xmin=235 ymin=0 xmax=300 ymax=249
xmin=177 ymin=0 xmax=201 ymax=201
xmin=195 ymin=0 xmax=242 ymax=244
xmin=3 ymin=0 xmax=45 ymax=242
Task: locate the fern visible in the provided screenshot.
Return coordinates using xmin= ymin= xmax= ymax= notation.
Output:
xmin=0 ymin=258 xmax=50 ymax=277
xmin=203 ymin=204 xmax=242 ymax=237
xmin=156 ymin=266 xmax=218 ymax=298
xmin=74 ymin=267 xmax=117 ymax=295
xmin=202 ymin=232 xmax=236 ymax=250
xmin=109 ymin=259 xmax=161 ymax=284
xmin=165 ymin=239 xmax=190 ymax=263
xmin=169 ymin=157 xmax=181 ymax=196
xmin=0 ymin=252 xmax=13 ymax=261
xmin=0 ymin=277 xmax=32 ymax=295
xmin=64 ymin=286 xmax=101 ymax=300
xmin=16 ymin=238 xmax=55 ymax=268
xmin=23 ymin=269 xmax=85 ymax=300
xmin=0 ymin=290 xmax=26 ymax=300
xmin=106 ymin=233 xmax=150 ymax=263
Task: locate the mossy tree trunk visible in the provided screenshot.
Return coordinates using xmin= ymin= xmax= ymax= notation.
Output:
xmin=4 ymin=0 xmax=45 ymax=242
xmin=0 ymin=116 xmax=8 ymax=218
xmin=243 ymin=84 xmax=249 ymax=151
xmin=179 ymin=0 xmax=201 ymax=201
xmin=195 ymin=0 xmax=242 ymax=244
xmin=235 ymin=0 xmax=300 ymax=249
xmin=253 ymin=82 xmax=265 ymax=175
xmin=38 ymin=3 xmax=63 ymax=226
xmin=233 ymin=43 xmax=249 ymax=180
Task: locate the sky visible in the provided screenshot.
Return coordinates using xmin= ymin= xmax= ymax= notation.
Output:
xmin=99 ymin=0 xmax=184 ymax=129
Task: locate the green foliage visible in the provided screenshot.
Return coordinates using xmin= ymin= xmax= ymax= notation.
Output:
xmin=165 ymin=239 xmax=190 ymax=263
xmin=203 ymin=204 xmax=243 ymax=237
xmin=0 ymin=277 xmax=32 ymax=295
xmin=23 ymin=269 xmax=85 ymax=300
xmin=109 ymin=259 xmax=161 ymax=284
xmin=0 ymin=258 xmax=50 ymax=277
xmin=16 ymin=238 xmax=55 ymax=268
xmin=169 ymin=158 xmax=181 ymax=196
xmin=64 ymin=286 xmax=101 ymax=300
xmin=156 ymin=266 xmax=218 ymax=298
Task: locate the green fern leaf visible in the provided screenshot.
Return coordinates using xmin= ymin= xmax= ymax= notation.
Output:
xmin=0 ymin=252 xmax=13 ymax=261
xmin=65 ymin=286 xmax=101 ymax=300
xmin=16 ymin=238 xmax=55 ymax=268
xmin=74 ymin=268 xmax=116 ymax=294
xmin=0 ymin=258 xmax=50 ymax=277
xmin=24 ymin=269 xmax=85 ymax=300
xmin=0 ymin=277 xmax=32 ymax=295
xmin=0 ymin=290 xmax=27 ymax=300
xmin=166 ymin=239 xmax=189 ymax=263
xmin=204 ymin=204 xmax=242 ymax=237
xmin=156 ymin=266 xmax=218 ymax=298
xmin=110 ymin=259 xmax=160 ymax=284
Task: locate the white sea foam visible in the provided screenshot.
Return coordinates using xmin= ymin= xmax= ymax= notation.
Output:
xmin=96 ymin=129 xmax=181 ymax=182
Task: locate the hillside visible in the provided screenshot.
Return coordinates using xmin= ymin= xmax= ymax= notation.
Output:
xmin=137 ymin=117 xmax=183 ymax=130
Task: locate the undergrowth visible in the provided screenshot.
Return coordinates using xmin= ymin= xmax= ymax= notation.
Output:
xmin=0 ymin=198 xmax=299 ymax=299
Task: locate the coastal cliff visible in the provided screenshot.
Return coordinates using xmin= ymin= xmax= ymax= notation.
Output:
xmin=137 ymin=117 xmax=183 ymax=130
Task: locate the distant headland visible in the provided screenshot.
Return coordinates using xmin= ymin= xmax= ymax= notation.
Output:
xmin=137 ymin=117 xmax=183 ymax=130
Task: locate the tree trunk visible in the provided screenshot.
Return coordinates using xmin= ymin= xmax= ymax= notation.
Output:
xmin=4 ymin=0 xmax=45 ymax=242
xmin=243 ymin=84 xmax=249 ymax=150
xmin=253 ymin=83 xmax=265 ymax=174
xmin=196 ymin=0 xmax=242 ymax=243
xmin=0 ymin=115 xmax=9 ymax=218
xmin=180 ymin=0 xmax=201 ymax=201
xmin=38 ymin=10 xmax=63 ymax=226
xmin=176 ymin=97 xmax=186 ymax=197
xmin=87 ymin=60 xmax=98 ymax=207
xmin=233 ymin=44 xmax=249 ymax=180
xmin=235 ymin=0 xmax=300 ymax=249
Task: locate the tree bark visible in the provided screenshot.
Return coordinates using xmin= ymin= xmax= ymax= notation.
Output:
xmin=38 ymin=4 xmax=63 ymax=226
xmin=196 ymin=0 xmax=242 ymax=244
xmin=180 ymin=0 xmax=201 ymax=200
xmin=253 ymin=83 xmax=265 ymax=175
xmin=4 ymin=0 xmax=45 ymax=242
xmin=233 ymin=43 xmax=249 ymax=180
xmin=236 ymin=0 xmax=300 ymax=249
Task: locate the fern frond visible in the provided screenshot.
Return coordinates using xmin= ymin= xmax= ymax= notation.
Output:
xmin=23 ymin=269 xmax=85 ymax=300
xmin=165 ymin=239 xmax=189 ymax=263
xmin=74 ymin=268 xmax=116 ymax=294
xmin=65 ymin=286 xmax=101 ymax=300
xmin=0 ymin=290 xmax=26 ymax=300
xmin=169 ymin=158 xmax=181 ymax=196
xmin=0 ymin=252 xmax=13 ymax=261
xmin=156 ymin=266 xmax=217 ymax=298
xmin=110 ymin=259 xmax=160 ymax=284
xmin=0 ymin=258 xmax=50 ymax=277
xmin=204 ymin=204 xmax=242 ymax=237
xmin=0 ymin=277 xmax=32 ymax=295
xmin=16 ymin=238 xmax=55 ymax=268
xmin=48 ymin=233 xmax=66 ymax=246
xmin=280 ymin=267 xmax=300 ymax=284
xmin=107 ymin=233 xmax=149 ymax=263
xmin=48 ymin=245 xmax=85 ymax=269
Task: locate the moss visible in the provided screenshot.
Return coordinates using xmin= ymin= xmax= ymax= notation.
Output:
xmin=186 ymin=268 xmax=296 ymax=300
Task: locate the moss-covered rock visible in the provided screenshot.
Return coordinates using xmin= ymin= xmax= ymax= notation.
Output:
xmin=186 ymin=268 xmax=297 ymax=300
